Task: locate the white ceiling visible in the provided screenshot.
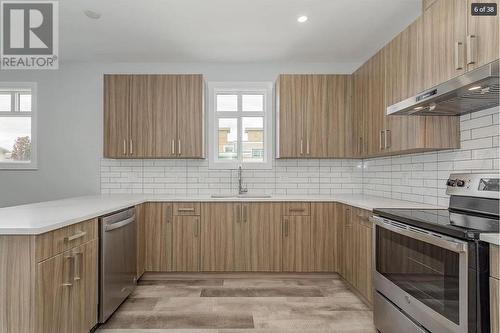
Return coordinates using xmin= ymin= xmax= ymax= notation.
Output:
xmin=60 ymin=0 xmax=421 ymax=64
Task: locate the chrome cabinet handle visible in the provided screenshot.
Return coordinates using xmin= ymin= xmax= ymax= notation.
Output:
xmin=379 ymin=131 xmax=385 ymax=150
xmin=300 ymin=139 xmax=304 ymax=155
xmin=65 ymin=231 xmax=87 ymax=242
xmin=455 ymin=41 xmax=464 ymax=70
xmin=178 ymin=208 xmax=195 ymax=212
xmin=171 ymin=139 xmax=176 ymax=155
xmin=193 ymin=218 xmax=199 ymax=237
xmin=178 ymin=140 xmax=181 ymax=156
xmin=289 ymin=208 xmax=305 ymax=212
xmin=62 ymin=255 xmax=74 ymax=287
xmin=385 ymin=129 xmax=391 ymax=149
xmin=123 ymin=140 xmax=127 ymax=155
xmin=306 ymin=139 xmax=310 ymax=155
xmin=467 ymin=35 xmax=477 ymax=65
xmin=129 ymin=139 xmax=133 ymax=155
xmin=73 ymin=252 xmax=83 ymax=281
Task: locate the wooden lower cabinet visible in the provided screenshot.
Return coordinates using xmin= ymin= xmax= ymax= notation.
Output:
xmin=491 ymin=277 xmax=499 ymax=333
xmin=136 ymin=204 xmax=146 ymax=278
xmin=245 ymin=203 xmax=282 ymax=272
xmin=282 ymin=215 xmax=312 ymax=272
xmin=144 ymin=203 xmax=173 ymax=272
xmin=172 ymin=215 xmax=200 ymax=272
xmin=200 ymin=203 xmax=240 ymax=271
xmin=36 ymin=239 xmax=97 ymax=333
xmin=311 ymin=203 xmax=338 ymax=272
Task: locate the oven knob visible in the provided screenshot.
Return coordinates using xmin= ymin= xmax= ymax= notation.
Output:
xmin=456 ymin=180 xmax=465 ymax=187
xmin=446 ymin=179 xmax=456 ymax=187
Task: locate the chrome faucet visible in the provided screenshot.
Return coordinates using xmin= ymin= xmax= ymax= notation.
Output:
xmin=238 ymin=166 xmax=248 ymax=195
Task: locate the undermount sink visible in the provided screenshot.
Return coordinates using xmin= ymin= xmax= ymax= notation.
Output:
xmin=211 ymin=193 xmax=272 ymax=199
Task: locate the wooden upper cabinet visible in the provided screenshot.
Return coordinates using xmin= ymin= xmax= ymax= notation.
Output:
xmin=104 ymin=75 xmax=130 ymax=158
xmin=326 ymin=75 xmax=352 ymax=158
xmin=304 ymin=75 xmax=328 ymax=158
xmin=176 ymin=75 xmax=204 ymax=158
xmin=151 ymin=75 xmax=177 ymax=157
xmin=104 ymin=74 xmax=204 ymax=159
xmin=422 ymin=0 xmax=467 ymax=90
xmin=277 ymin=75 xmax=306 ymax=158
xmin=129 ymin=75 xmax=152 ymax=158
xmin=351 ymin=67 xmax=366 ymax=157
xmin=365 ymin=49 xmax=386 ymax=157
xmin=277 ymin=74 xmax=352 ymax=158
xmin=467 ymin=0 xmax=500 ymax=70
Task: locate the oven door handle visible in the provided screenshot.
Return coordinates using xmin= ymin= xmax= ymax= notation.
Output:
xmin=370 ymin=216 xmax=468 ymax=253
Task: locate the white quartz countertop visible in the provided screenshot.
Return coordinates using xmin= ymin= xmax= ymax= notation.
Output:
xmin=0 ymin=194 xmax=445 ymax=235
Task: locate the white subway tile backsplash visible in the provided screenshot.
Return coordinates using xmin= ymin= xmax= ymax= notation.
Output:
xmin=101 ymin=106 xmax=499 ymax=203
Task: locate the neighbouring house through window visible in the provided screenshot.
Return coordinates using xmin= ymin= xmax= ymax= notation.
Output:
xmin=0 ymin=83 xmax=37 ymax=169
xmin=208 ymin=82 xmax=273 ymax=169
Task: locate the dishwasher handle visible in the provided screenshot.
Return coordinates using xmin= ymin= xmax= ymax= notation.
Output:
xmin=104 ymin=216 xmax=135 ymax=232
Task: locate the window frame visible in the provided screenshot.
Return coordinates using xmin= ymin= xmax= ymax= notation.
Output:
xmin=208 ymin=82 xmax=273 ymax=170
xmin=0 ymin=82 xmax=37 ymax=170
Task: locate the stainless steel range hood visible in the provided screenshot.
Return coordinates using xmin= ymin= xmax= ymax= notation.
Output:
xmin=387 ymin=60 xmax=499 ymax=116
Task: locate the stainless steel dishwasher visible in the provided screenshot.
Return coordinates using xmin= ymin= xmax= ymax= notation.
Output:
xmin=99 ymin=207 xmax=137 ymax=323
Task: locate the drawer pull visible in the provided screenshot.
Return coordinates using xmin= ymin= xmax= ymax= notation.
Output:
xmin=65 ymin=231 xmax=87 ymax=242
xmin=178 ymin=208 xmax=195 ymax=212
xmin=289 ymin=208 xmax=305 ymax=212
xmin=62 ymin=255 xmax=74 ymax=287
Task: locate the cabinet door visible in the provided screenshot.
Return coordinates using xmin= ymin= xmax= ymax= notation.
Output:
xmin=365 ymin=50 xmax=386 ymax=156
xmin=136 ymin=204 xmax=146 ymax=279
xmin=282 ymin=216 xmax=311 ymax=272
xmin=343 ymin=206 xmax=356 ymax=285
xmin=304 ymin=75 xmax=328 ymax=157
xmin=150 ymin=75 xmax=177 ymax=157
xmin=145 ymin=203 xmax=173 ymax=272
xmin=72 ymin=240 xmax=98 ymax=333
xmin=351 ymin=68 xmax=366 ymax=157
xmin=327 ymin=75 xmax=352 ymax=158
xmin=311 ymin=203 xmax=338 ymax=272
xmin=129 ymin=75 xmax=152 ymax=158
xmin=36 ymin=250 xmax=74 ymax=333
xmin=172 ymin=216 xmax=200 ymax=272
xmin=422 ymin=0 xmax=467 ymax=90
xmin=277 ymin=75 xmax=306 ymax=158
xmin=103 ymin=75 xmax=130 ymax=158
xmin=176 ymin=75 xmax=204 ymax=158
xmin=467 ymin=0 xmax=499 ymax=70
xmin=200 ymin=203 xmax=239 ymax=271
xmin=245 ymin=203 xmax=282 ymax=272
xmin=354 ymin=209 xmax=373 ymax=304
xmin=384 ymin=17 xmax=426 ymax=153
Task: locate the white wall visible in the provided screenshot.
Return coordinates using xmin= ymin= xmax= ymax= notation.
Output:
xmin=0 ymin=61 xmax=357 ymax=207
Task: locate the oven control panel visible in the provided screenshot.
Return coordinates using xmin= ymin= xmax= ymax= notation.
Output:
xmin=446 ymin=173 xmax=499 ymax=199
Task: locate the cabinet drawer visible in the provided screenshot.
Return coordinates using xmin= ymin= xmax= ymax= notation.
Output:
xmin=173 ymin=202 xmax=201 ymax=216
xmin=36 ymin=219 xmax=97 ymax=262
xmin=282 ymin=202 xmax=310 ymax=216
xmin=491 ymin=244 xmax=500 ymax=280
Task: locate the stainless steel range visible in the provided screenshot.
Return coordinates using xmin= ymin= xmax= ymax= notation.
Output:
xmin=371 ymin=173 xmax=499 ymax=333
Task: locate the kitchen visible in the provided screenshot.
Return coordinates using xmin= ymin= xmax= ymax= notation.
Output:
xmin=0 ymin=0 xmax=499 ymax=332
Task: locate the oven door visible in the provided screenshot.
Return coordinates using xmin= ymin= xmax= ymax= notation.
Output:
xmin=372 ymin=216 xmax=469 ymax=333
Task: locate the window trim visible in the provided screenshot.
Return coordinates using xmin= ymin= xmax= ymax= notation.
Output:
xmin=0 ymin=82 xmax=37 ymax=170
xmin=208 ymin=82 xmax=273 ymax=170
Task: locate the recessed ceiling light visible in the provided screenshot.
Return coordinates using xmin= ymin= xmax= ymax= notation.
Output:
xmin=468 ymin=85 xmax=482 ymax=91
xmin=297 ymin=15 xmax=308 ymax=23
xmin=84 ymin=10 xmax=101 ymax=19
